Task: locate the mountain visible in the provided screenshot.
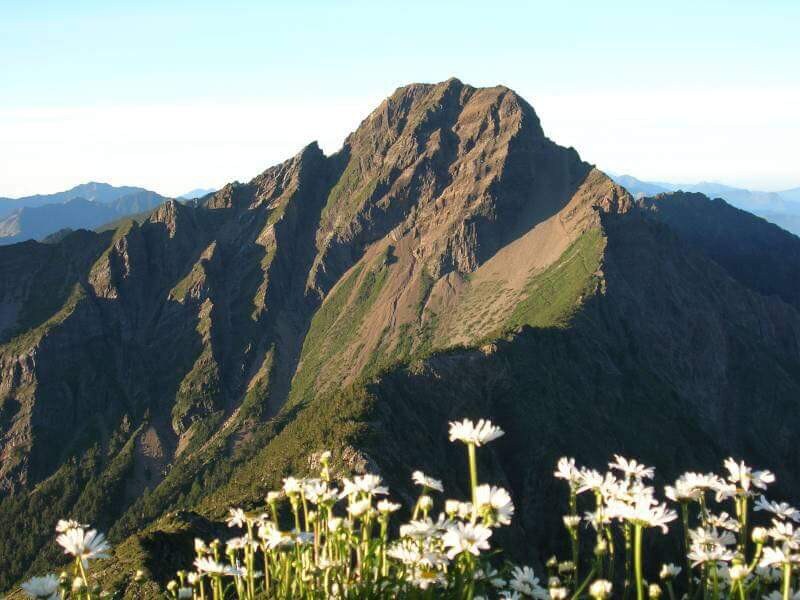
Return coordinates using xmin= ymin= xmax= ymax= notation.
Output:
xmin=779 ymin=187 xmax=800 ymax=203
xmin=3 ymin=79 xmax=800 ymax=595
xmin=609 ymin=174 xmax=670 ymax=197
xmin=0 ymin=190 xmax=169 ymax=245
xmin=178 ymin=188 xmax=216 ymax=200
xmin=0 ymin=182 xmax=154 ymax=219
xmin=611 ymin=174 xmax=800 ymax=235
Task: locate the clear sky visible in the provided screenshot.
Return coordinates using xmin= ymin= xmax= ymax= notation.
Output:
xmin=1 ymin=0 xmax=798 ymax=197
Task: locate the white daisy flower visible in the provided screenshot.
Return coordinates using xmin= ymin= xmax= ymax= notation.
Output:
xmin=448 ymin=418 xmax=504 ymax=446
xmin=755 ymin=496 xmax=800 ymax=522
xmin=282 ymin=476 xmax=303 ymax=495
xmin=760 ymin=546 xmax=792 ymax=568
xmin=609 ymin=455 xmax=655 ymax=481
xmin=226 ymin=508 xmax=247 ymax=528
xmin=20 ymin=574 xmax=59 ymax=599
xmin=554 ymin=457 xmax=582 ymax=487
xmin=194 ymin=557 xmax=227 ymax=574
xmin=55 ymin=519 xmax=88 ymax=533
xmin=442 ymin=522 xmax=492 ymax=559
xmin=377 ymin=499 xmax=401 ymax=514
xmin=723 ymin=458 xmax=775 ymax=493
xmin=606 ymin=497 xmax=677 ymax=533
xmin=659 ymin=563 xmax=682 ymax=580
xmin=56 ymin=527 xmax=111 ymax=565
xmin=347 ymin=498 xmax=372 ymax=518
xmin=412 ymin=470 xmax=444 ymax=492
xmin=354 ymin=473 xmax=389 ymax=496
xmin=509 ymin=565 xmax=547 ymax=598
xmin=589 ymin=579 xmax=613 ymax=599
xmin=475 ymin=484 xmax=515 ymax=526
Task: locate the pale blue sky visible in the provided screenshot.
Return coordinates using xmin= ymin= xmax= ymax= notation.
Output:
xmin=1 ymin=0 xmax=798 ymax=196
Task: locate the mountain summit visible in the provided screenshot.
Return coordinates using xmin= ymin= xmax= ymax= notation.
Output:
xmin=2 ymin=80 xmax=800 ymax=593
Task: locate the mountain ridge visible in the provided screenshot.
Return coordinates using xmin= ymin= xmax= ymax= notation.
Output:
xmin=612 ymin=173 xmax=800 ymax=235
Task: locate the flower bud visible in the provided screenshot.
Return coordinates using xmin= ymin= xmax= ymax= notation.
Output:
xmin=546 ymin=555 xmax=559 ymax=575
xmin=328 ymin=517 xmax=343 ymax=532
xmin=445 ymin=499 xmax=460 ymax=517
xmin=752 ymin=526 xmax=768 ymax=544
xmin=648 ymin=583 xmax=662 ymax=599
xmin=563 ymin=515 xmax=581 ymax=530
xmin=659 ymin=563 xmax=681 ymax=580
xmin=594 ymin=538 xmax=608 ymax=556
xmin=167 ymin=580 xmax=178 ymax=591
xmin=729 ymin=564 xmax=748 ymax=581
xmin=418 ymin=495 xmax=433 ymax=512
xmin=72 ymin=577 xmax=85 ymax=591
xmin=558 ymin=560 xmax=576 ymax=574
xmin=589 ymin=579 xmax=613 ymax=599
xmin=550 ymin=587 xmax=569 ymax=600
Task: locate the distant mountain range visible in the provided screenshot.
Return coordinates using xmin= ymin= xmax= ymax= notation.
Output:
xmin=0 ymin=184 xmax=218 ymax=245
xmin=178 ymin=188 xmax=216 ymax=200
xmin=0 ymin=182 xmax=150 ymax=219
xmin=611 ymin=174 xmax=800 ymax=235
xmin=0 ymin=184 xmax=169 ymax=245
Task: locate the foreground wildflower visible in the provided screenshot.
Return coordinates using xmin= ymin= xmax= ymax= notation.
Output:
xmin=448 ymin=418 xmax=505 ymax=446
xmin=509 ymin=565 xmax=547 ymax=598
xmin=606 ymin=496 xmax=677 ymax=533
xmin=28 ymin=423 xmax=800 ymax=600
xmin=442 ymin=522 xmax=492 ymax=559
xmin=412 ymin=470 xmax=444 ymax=492
xmin=56 ymin=527 xmax=111 ymax=565
xmin=476 ymin=484 xmax=515 ymax=526
xmin=756 ymin=496 xmax=800 ymax=522
xmin=589 ymin=579 xmax=613 ymax=599
xmin=20 ymin=574 xmax=59 ymax=599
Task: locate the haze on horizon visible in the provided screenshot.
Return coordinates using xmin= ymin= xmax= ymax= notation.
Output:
xmin=1 ymin=0 xmax=798 ymax=198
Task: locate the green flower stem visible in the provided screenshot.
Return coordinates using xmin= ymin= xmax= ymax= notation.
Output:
xmin=76 ymin=557 xmax=91 ymax=600
xmin=783 ymin=562 xmax=792 ymax=600
xmin=737 ymin=496 xmax=749 ymax=555
xmin=666 ymin=580 xmax=677 ymax=600
xmin=634 ymin=524 xmax=644 ymax=600
xmin=467 ymin=443 xmax=478 ymax=511
xmin=711 ymin=561 xmax=719 ymax=600
xmin=570 ymin=565 xmax=597 ymax=600
xmin=736 ymin=579 xmax=746 ymax=600
xmin=623 ymin=523 xmax=633 ymax=600
xmin=681 ymin=502 xmax=693 ymax=597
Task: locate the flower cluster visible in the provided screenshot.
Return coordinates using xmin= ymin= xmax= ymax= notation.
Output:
xmin=20 ymin=520 xmax=111 ymax=599
xmin=551 ymin=453 xmax=796 ymax=600
xmin=18 ymin=423 xmax=800 ymax=600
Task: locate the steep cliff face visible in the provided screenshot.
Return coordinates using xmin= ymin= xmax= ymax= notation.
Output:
xmin=2 ymin=79 xmax=800 ymax=592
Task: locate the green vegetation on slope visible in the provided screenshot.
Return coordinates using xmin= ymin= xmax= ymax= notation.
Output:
xmin=505 ymin=227 xmax=605 ymax=331
xmin=289 ymin=258 xmax=390 ymax=408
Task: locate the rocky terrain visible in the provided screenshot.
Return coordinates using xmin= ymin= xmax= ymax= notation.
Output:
xmin=2 ymin=78 xmax=800 ymax=594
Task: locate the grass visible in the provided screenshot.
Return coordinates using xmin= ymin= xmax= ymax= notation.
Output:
xmin=505 ymin=227 xmax=605 ymax=331
xmin=288 ymin=256 xmax=391 ymax=408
